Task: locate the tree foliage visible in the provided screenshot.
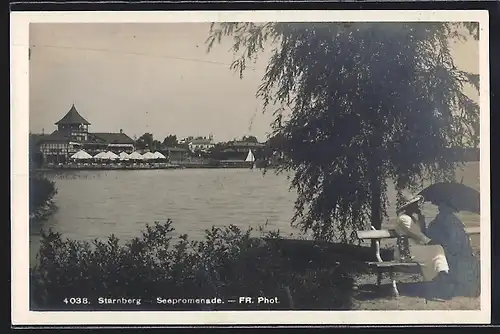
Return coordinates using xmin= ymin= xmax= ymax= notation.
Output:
xmin=30 ymin=175 xmax=57 ymax=214
xmin=241 ymin=135 xmax=259 ymax=143
xmin=135 ymin=132 xmax=154 ymax=150
xmin=162 ymin=134 xmax=179 ymax=147
xmin=206 ymin=22 xmax=480 ymax=242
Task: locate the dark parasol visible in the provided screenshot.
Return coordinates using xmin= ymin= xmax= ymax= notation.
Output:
xmin=417 ymin=182 xmax=480 ymax=214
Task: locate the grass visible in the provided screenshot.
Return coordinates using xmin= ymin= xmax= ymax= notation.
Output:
xmin=353 ymin=294 xmax=480 ymax=310
xmin=352 ymin=247 xmax=481 ymax=310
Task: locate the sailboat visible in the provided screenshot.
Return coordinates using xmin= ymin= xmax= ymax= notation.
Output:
xmin=245 ymin=149 xmax=256 ymax=169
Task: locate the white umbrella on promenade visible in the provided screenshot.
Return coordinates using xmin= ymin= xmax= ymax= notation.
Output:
xmin=119 ymin=152 xmax=130 ymax=160
xmin=128 ymin=151 xmax=144 ymax=160
xmin=105 ymin=151 xmax=120 ymax=160
xmin=153 ymin=151 xmax=167 ymax=160
xmin=142 ymin=151 xmax=156 ymax=160
xmin=71 ymin=150 xmax=92 ymax=160
xmin=94 ymin=151 xmax=109 ymax=160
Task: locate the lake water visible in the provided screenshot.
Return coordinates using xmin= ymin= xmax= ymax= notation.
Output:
xmin=29 ymin=163 xmax=480 ymax=265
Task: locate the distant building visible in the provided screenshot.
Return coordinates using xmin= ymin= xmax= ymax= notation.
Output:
xmin=179 ymin=136 xmax=194 ymax=145
xmin=187 ymin=135 xmax=215 ymax=153
xmin=32 ymin=104 xmax=135 ymax=164
xmin=164 ymin=147 xmax=189 ymax=162
xmin=225 ymin=140 xmax=265 ymax=153
xmin=85 ymin=131 xmax=135 ymax=155
xmin=29 ymin=133 xmax=50 ymax=167
xmin=213 ymin=140 xmax=266 ymax=161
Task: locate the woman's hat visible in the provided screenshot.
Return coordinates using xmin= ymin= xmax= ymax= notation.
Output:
xmin=397 ymin=195 xmax=424 ymax=213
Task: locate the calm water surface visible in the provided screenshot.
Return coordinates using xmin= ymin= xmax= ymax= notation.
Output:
xmin=30 ymin=163 xmax=480 ymax=265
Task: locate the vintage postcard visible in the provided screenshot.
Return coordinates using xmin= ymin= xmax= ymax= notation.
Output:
xmin=11 ymin=10 xmax=490 ymax=326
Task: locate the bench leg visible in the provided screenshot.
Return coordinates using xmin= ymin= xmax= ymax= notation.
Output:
xmin=376 ymin=271 xmax=383 ymax=287
xmin=389 ymin=271 xmax=399 ymax=298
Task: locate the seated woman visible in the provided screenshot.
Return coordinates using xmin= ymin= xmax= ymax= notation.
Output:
xmin=395 ymin=195 xmax=480 ymax=300
xmin=395 ymin=195 xmax=452 ymax=300
xmin=425 ymin=201 xmax=480 ymax=298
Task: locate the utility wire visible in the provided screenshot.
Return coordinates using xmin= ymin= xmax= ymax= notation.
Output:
xmin=25 ymin=42 xmax=265 ymax=137
xmin=24 ymin=43 xmax=263 ymax=70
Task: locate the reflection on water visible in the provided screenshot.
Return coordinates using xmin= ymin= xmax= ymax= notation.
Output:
xmin=29 ymin=163 xmax=480 ymax=265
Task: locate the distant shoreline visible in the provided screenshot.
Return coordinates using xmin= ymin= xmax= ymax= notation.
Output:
xmin=33 ymin=163 xmax=261 ymax=172
xmin=32 ymin=159 xmax=477 ymax=173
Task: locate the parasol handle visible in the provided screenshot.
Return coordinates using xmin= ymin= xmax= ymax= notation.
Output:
xmin=417 ymin=211 xmax=426 ymax=234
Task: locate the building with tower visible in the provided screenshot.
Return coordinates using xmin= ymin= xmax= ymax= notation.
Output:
xmin=33 ymin=104 xmax=135 ymax=164
xmin=54 ymin=104 xmax=91 ymax=142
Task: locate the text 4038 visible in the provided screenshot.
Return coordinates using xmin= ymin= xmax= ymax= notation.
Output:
xmin=63 ymin=297 xmax=90 ymax=305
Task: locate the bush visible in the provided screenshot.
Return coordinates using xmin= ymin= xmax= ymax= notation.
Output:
xmin=30 ymin=220 xmax=355 ymax=311
xmin=29 ymin=175 xmax=57 ymax=215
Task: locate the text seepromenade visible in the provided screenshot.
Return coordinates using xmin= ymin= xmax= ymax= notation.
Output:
xmin=157 ymin=296 xmax=280 ymax=305
xmin=62 ymin=296 xmax=281 ymax=308
xmin=156 ymin=297 xmax=224 ymax=305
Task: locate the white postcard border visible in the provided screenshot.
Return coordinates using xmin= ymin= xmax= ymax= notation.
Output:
xmin=11 ymin=10 xmax=491 ymax=325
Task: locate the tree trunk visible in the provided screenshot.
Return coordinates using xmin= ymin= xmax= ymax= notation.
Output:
xmin=370 ymin=178 xmax=383 ymax=255
xmin=367 ymin=130 xmax=384 ymax=255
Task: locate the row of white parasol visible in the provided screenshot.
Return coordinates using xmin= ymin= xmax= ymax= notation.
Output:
xmin=70 ymin=150 xmax=167 ymax=161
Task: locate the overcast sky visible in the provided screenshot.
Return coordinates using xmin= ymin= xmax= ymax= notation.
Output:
xmin=29 ymin=23 xmax=479 ymax=142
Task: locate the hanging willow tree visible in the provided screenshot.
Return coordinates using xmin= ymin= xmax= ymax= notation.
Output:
xmin=206 ymin=22 xmax=480 ymax=243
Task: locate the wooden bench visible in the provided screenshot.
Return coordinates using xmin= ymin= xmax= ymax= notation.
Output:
xmin=356 ymin=226 xmax=480 ymax=298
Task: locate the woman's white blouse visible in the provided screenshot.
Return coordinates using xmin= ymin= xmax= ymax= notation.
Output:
xmin=395 ymin=214 xmax=430 ymax=244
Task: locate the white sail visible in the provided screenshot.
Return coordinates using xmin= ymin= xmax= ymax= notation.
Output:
xmin=245 ymin=149 xmax=255 ymax=162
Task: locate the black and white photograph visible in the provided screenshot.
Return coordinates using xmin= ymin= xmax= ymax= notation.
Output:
xmin=11 ymin=10 xmax=490 ymax=325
